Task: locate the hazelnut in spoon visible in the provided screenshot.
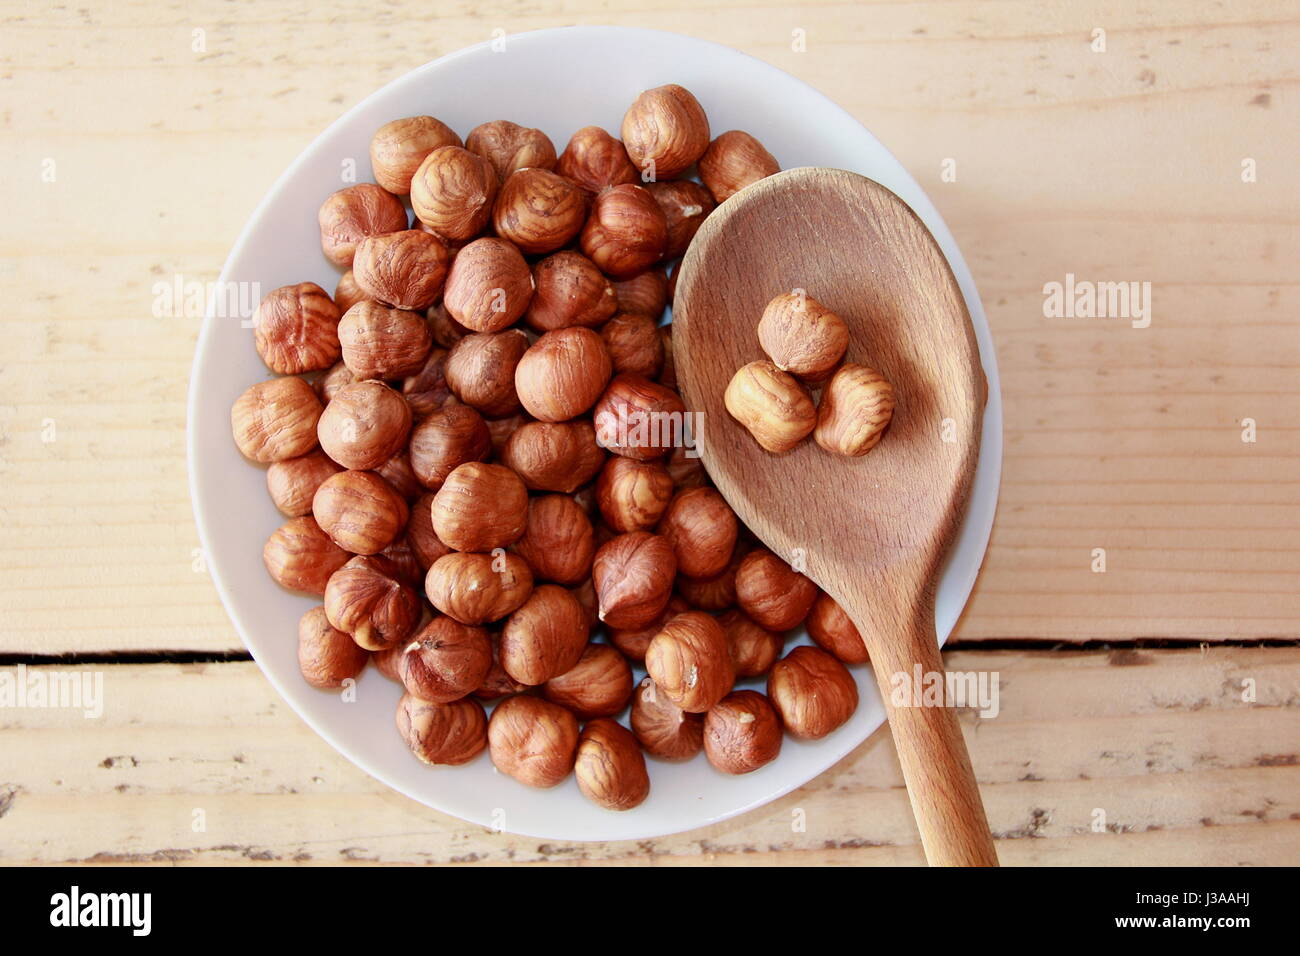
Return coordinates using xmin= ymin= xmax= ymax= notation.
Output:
xmin=673 ymin=167 xmax=997 ymax=867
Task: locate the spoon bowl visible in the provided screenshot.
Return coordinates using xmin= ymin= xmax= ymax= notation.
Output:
xmin=675 ymin=167 xmax=998 ymax=865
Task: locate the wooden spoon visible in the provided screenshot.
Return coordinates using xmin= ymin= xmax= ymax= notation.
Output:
xmin=673 ymin=167 xmax=997 ymax=866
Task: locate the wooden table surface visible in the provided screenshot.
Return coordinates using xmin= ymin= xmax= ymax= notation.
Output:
xmin=1 ymin=0 xmax=1297 ymax=865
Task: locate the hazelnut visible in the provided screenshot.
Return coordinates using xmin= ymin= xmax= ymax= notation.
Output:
xmin=757 ymin=292 xmax=849 ymax=382
xmin=500 ymin=584 xmax=589 ymax=685
xmin=665 ymin=444 xmax=707 ymax=489
xmin=512 ymin=495 xmax=595 ymax=585
xmin=542 ymin=643 xmax=634 ymax=719
xmin=374 ymin=451 xmax=423 ymax=502
xmin=474 ymin=635 xmax=529 ymax=700
xmin=318 ymin=183 xmax=408 ymax=268
xmin=718 ymin=609 xmax=782 ymax=678
xmin=612 ymin=269 xmax=668 ymax=319
xmin=231 ymin=376 xmax=323 ymax=463
xmin=442 ymin=237 xmax=534 ymax=332
xmin=646 ymin=180 xmax=715 ymax=258
xmin=373 ymin=643 xmax=405 ymax=682
xmin=807 ymin=592 xmax=870 ymax=664
xmin=312 ymin=469 xmax=409 ymax=554
xmin=466 ymin=120 xmax=557 ymax=182
xmin=444 ymin=329 xmax=530 ymax=416
xmin=723 ymin=360 xmax=816 ymax=454
xmin=592 ymin=531 xmax=676 ymax=629
xmin=427 ymin=300 xmax=472 ymax=348
xmin=556 ymin=126 xmax=639 ymax=194
xmin=571 ymin=578 xmax=600 ymax=630
xmin=405 ymin=491 xmax=453 ymax=569
xmin=253 ymin=282 xmax=342 ymax=374
xmin=493 ymin=167 xmax=588 ymax=255
xmin=408 ymin=404 xmax=491 ymax=490
xmin=352 ymin=230 xmax=450 ymax=311
xmin=735 ymin=547 xmax=819 ymax=631
xmin=630 ymin=676 xmax=704 ymax=760
xmin=317 ymin=380 xmax=412 ymax=470
xmin=401 ymin=348 xmax=456 ymax=419
xmin=430 ymin=461 xmax=528 ymax=552
xmin=658 ymin=324 xmax=677 ymax=389
xmin=298 ymin=605 xmax=369 ymax=689
xmin=266 ymin=449 xmax=342 ymax=517
xmin=370 ymin=115 xmax=463 ymax=194
xmin=600 ymin=312 xmax=664 ymax=379
xmin=676 ymin=544 xmax=743 ymax=611
xmin=595 ymin=456 xmax=673 ymax=532
xmin=316 ymin=359 xmax=355 ymax=404
xmin=425 ymin=551 xmax=533 ymax=625
xmin=410 ymin=145 xmax=499 ymax=242
xmin=263 ymin=516 xmax=350 ymax=594
xmin=488 ymin=694 xmax=580 ymax=788
xmin=592 ymin=373 xmax=686 ymax=460
xmin=658 ymin=486 xmax=738 ymax=579
xmin=645 ymin=610 xmax=734 ymax=713
xmin=324 ymin=554 xmax=421 ymax=649
xmin=501 ymin=420 xmax=606 ymax=493
xmin=334 ymin=271 xmax=366 ymax=314
xmin=621 ymin=84 xmax=711 ymax=180
xmin=580 ymin=184 xmax=668 ymax=278
xmin=378 ymin=533 xmax=424 ymax=589
xmin=526 ymin=251 xmax=617 ymax=331
xmin=575 ymin=718 xmax=650 ymax=811
xmin=608 ymin=596 xmax=688 ymax=662
xmin=485 ymin=413 xmax=526 ymax=454
xmin=703 ymin=690 xmax=782 ymax=774
xmin=698 ymin=130 xmax=780 ymax=203
xmin=338 ymin=301 xmax=434 ymax=381
xmin=814 ymin=364 xmax=896 ymax=457
xmin=514 ymin=327 xmax=612 ymax=422
xmin=768 ymin=646 xmax=859 ymax=739
xmin=396 ymin=693 xmax=488 ymax=766
xmin=398 ymin=615 xmax=493 ymax=703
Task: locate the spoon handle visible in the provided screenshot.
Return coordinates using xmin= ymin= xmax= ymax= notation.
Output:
xmin=864 ymin=608 xmax=999 ymax=867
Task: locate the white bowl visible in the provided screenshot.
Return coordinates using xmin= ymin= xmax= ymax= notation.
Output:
xmin=188 ymin=25 xmax=1003 ymax=841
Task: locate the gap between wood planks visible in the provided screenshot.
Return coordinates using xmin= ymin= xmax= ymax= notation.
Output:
xmin=1 ymin=636 xmax=1297 ymax=666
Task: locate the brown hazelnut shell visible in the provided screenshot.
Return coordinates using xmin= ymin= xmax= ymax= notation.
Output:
xmin=703 ymin=690 xmax=783 ymax=774
xmin=425 ymin=551 xmax=534 ymax=625
xmin=645 ymin=610 xmax=734 ymax=713
xmin=620 ymin=84 xmax=711 ymax=181
xmin=646 ymin=180 xmax=715 ymax=258
xmin=698 ymin=130 xmax=780 ymax=203
xmin=735 ymin=547 xmax=819 ymax=632
xmin=767 ymin=646 xmax=859 ymax=740
xmin=398 ymin=615 xmax=493 ymax=703
xmin=312 ymin=469 xmax=409 ymax=555
xmin=575 ymin=718 xmax=650 ymax=811
xmin=807 ymin=592 xmax=870 ymax=664
xmin=514 ymin=327 xmax=613 ymax=422
xmin=630 ymin=676 xmax=704 ymax=761
xmin=556 ymin=126 xmax=639 ymax=194
xmin=337 ymin=301 xmax=434 ymax=381
xmin=487 ymin=695 xmax=579 ymax=789
xmin=253 ymin=282 xmax=342 ymax=375
xmin=443 ymin=329 xmax=529 ymax=417
xmin=658 ymin=486 xmax=738 ymax=579
xmin=595 ymin=456 xmax=674 ymax=533
xmin=542 ymin=643 xmax=634 ymax=719
xmin=719 ymin=609 xmax=783 ymax=678
xmin=266 ymin=449 xmax=342 ymax=517
xmin=370 ymin=115 xmax=463 ymax=195
xmin=396 ymin=693 xmax=488 ymax=766
xmin=408 ymin=404 xmax=492 ymax=490
xmin=323 ymin=554 xmax=422 ymax=650
xmin=600 ymin=312 xmax=665 ymax=379
xmin=526 ymin=251 xmax=618 ymax=332
xmin=297 ymin=605 xmax=369 ymax=689
xmin=231 ymin=377 xmax=323 ymax=463
xmin=466 ymin=120 xmax=557 ymax=182
xmin=592 ymin=373 xmax=687 ymax=461
xmin=429 ymin=461 xmax=528 ymax=552
xmin=352 ymin=230 xmax=450 ymax=312
xmin=814 ymin=364 xmax=896 ymax=458
xmin=591 ymin=531 xmax=677 ymax=629
xmin=500 ymin=420 xmax=606 ymax=493
xmin=580 ymin=183 xmax=668 ymax=279
xmin=500 ymin=584 xmax=590 ymax=685
xmin=410 ymin=145 xmax=499 ymax=242
xmin=263 ymin=516 xmax=350 ymax=595
xmin=756 ymin=292 xmax=849 ymax=382
xmin=318 ymin=183 xmax=408 ymax=268
xmin=493 ymin=167 xmax=589 ymax=255
xmin=512 ymin=495 xmax=596 ymax=586
xmin=723 ymin=360 xmax=816 ymax=454
xmin=442 ymin=237 xmax=535 ymax=332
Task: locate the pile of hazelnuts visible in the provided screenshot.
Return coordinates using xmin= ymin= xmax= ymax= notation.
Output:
xmin=229 ymin=84 xmax=869 ymax=812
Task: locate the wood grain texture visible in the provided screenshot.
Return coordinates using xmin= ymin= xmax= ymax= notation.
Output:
xmin=676 ymin=168 xmax=995 ymax=864
xmin=1 ymin=647 xmax=1296 ymax=865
